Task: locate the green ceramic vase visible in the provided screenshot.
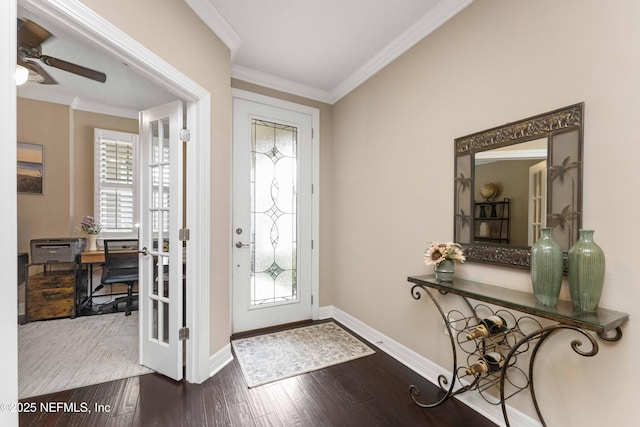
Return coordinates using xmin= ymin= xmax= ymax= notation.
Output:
xmin=434 ymin=259 xmax=454 ymax=282
xmin=530 ymin=228 xmax=563 ymax=306
xmin=568 ymin=229 xmax=605 ymax=311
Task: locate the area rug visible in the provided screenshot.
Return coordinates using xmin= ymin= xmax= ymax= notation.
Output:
xmin=19 ymin=311 xmax=153 ymax=398
xmin=232 ymin=322 xmax=375 ymax=388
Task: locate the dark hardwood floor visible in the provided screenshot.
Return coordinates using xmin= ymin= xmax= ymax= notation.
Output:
xmin=19 ymin=321 xmax=497 ymax=426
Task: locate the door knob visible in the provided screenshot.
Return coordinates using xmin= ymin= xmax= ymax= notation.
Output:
xmin=139 ymin=247 xmax=150 ymax=256
xmin=235 ymin=241 xmax=249 ymax=248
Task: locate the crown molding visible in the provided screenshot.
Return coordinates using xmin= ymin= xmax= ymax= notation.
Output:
xmin=330 ymin=0 xmax=474 ymax=103
xmin=20 ymin=0 xmax=472 ymax=106
xmin=183 ymin=0 xmax=241 ymax=60
xmin=17 ymin=91 xmax=139 ymax=119
xmin=230 ymin=0 xmax=473 ymax=104
xmin=232 ymin=65 xmax=334 ymax=104
xmin=72 ymin=98 xmax=139 ymax=119
xmin=17 ymin=86 xmax=75 ymax=107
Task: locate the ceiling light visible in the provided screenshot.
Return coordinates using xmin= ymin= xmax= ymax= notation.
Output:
xmin=15 ymin=65 xmax=29 ymax=86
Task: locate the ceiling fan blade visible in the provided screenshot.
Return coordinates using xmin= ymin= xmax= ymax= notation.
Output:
xmin=17 ymin=19 xmax=52 ymax=48
xmin=17 ymin=57 xmax=57 ymax=84
xmin=40 ymin=55 xmax=107 ymax=83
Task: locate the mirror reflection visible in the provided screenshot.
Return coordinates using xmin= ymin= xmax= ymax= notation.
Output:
xmin=474 ymin=138 xmax=547 ymax=246
xmin=454 ymin=103 xmax=583 ymax=269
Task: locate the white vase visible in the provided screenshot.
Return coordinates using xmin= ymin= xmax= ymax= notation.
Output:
xmin=479 ymin=222 xmax=490 ymax=238
xmin=87 ymin=234 xmax=98 ymax=251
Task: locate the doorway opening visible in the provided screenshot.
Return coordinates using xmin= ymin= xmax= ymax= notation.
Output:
xmin=15 ymin=0 xmax=212 ymax=390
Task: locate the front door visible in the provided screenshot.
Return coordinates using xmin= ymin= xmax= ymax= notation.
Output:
xmin=232 ymin=95 xmax=315 ymax=333
xmin=139 ymin=100 xmax=184 ymax=380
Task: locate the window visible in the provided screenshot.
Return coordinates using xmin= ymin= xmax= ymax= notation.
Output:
xmin=94 ymin=128 xmax=139 ymax=239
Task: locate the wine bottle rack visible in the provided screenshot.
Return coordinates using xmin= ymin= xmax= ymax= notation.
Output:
xmin=446 ymin=305 xmax=540 ymax=405
xmin=406 ymin=275 xmax=629 ymax=427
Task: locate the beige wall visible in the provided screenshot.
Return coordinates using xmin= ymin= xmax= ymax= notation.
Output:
xmin=332 ymin=0 xmax=639 ymax=425
xmin=16 ymin=1 xmax=640 ymax=424
xmin=71 ymin=110 xmax=138 ymax=233
xmin=17 ymin=98 xmax=71 ymax=254
xmin=78 ymin=0 xmax=232 ymax=354
xmin=17 ymin=98 xmax=139 ymax=255
xmin=231 ymin=79 xmax=335 ymax=305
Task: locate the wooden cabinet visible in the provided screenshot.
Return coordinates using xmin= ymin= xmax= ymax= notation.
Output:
xmin=26 ymin=270 xmax=76 ymax=322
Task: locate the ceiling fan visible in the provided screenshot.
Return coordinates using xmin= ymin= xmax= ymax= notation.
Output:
xmin=17 ymin=18 xmax=107 ymax=85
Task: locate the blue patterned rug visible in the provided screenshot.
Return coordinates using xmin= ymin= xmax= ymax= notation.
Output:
xmin=232 ymin=322 xmax=375 ymax=387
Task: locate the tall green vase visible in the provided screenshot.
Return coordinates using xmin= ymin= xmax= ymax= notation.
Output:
xmin=530 ymin=228 xmax=563 ymax=306
xmin=568 ymin=229 xmax=605 ymax=311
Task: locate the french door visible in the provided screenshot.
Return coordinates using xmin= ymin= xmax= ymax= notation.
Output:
xmin=139 ymin=100 xmax=184 ymax=380
xmin=528 ymin=160 xmax=547 ymax=245
xmin=232 ymin=94 xmax=316 ymax=333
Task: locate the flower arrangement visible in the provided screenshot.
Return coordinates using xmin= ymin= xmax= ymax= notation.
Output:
xmin=424 ymin=242 xmax=466 ymax=266
xmin=78 ymin=215 xmax=102 ymax=235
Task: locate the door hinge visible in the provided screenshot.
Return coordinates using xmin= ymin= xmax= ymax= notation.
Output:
xmin=311 ymin=128 xmax=314 ymax=139
xmin=179 ymin=228 xmax=190 ymax=241
xmin=179 ymin=327 xmax=190 ymax=340
xmin=311 ymin=184 xmax=314 ymax=194
xmin=311 ymin=295 xmax=314 ymax=305
xmin=311 ymin=240 xmax=314 ymax=250
xmin=179 ymin=128 xmax=191 ymax=142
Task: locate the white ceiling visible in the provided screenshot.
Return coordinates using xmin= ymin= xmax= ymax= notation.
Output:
xmin=17 ymin=0 xmax=472 ymax=114
xmin=203 ymin=0 xmax=473 ymax=103
xmin=16 ymin=5 xmax=177 ymax=119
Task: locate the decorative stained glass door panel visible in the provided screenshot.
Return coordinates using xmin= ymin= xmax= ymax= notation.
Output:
xmin=251 ymin=119 xmax=298 ymax=306
xmin=232 ymin=96 xmax=313 ymax=333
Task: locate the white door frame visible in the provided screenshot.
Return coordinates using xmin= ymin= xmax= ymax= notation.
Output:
xmin=232 ymin=89 xmax=320 ymax=325
xmin=15 ymin=0 xmax=212 ymax=384
xmin=1 ymin=1 xmax=19 ymax=425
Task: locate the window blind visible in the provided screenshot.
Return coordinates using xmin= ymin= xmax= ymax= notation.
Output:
xmin=94 ymin=129 xmax=138 ymax=236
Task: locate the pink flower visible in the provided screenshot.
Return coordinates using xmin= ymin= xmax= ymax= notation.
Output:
xmin=78 ymin=215 xmax=102 ymax=235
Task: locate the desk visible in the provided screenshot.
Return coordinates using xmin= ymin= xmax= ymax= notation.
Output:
xmin=81 ymin=250 xmax=107 ymax=264
xmin=77 ymin=251 xmax=104 ymax=313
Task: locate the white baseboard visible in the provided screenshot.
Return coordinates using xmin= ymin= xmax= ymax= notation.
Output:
xmin=319 ymin=305 xmax=541 ymax=427
xmin=317 ymin=305 xmax=333 ymax=320
xmin=209 ymin=343 xmax=233 ymax=378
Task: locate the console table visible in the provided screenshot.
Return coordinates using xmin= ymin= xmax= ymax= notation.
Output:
xmin=406 ymin=274 xmax=629 ymax=427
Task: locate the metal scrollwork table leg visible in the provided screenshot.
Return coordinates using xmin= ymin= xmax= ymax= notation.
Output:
xmin=499 ymin=325 xmax=598 ymax=427
xmin=408 ymin=282 xmax=621 ymax=427
xmin=409 ymin=284 xmax=476 ymax=407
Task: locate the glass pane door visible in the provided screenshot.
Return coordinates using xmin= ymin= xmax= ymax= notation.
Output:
xmin=232 ymin=96 xmax=314 ymax=333
xmin=149 ymin=118 xmax=171 ymax=343
xmin=250 ymin=119 xmax=298 ymax=307
xmin=139 ymin=100 xmax=182 ymax=380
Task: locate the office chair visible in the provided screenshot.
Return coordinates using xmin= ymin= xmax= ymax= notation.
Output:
xmin=100 ymin=239 xmax=139 ymax=316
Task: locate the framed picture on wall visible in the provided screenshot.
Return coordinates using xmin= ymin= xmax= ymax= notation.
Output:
xmin=17 ymin=142 xmax=44 ymax=194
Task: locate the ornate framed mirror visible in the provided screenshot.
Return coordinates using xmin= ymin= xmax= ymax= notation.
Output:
xmin=454 ymin=103 xmax=584 ymax=268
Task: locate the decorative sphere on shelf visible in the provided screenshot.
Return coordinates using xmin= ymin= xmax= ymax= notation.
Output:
xmin=480 ymin=183 xmax=498 ymax=200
